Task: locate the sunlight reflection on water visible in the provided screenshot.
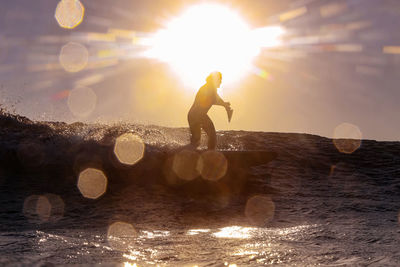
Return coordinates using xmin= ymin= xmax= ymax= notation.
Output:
xmin=213 ymin=226 xmax=256 ymax=239
xmin=33 ymin=224 xmax=318 ymax=266
xmin=119 ymin=224 xmax=317 ymax=265
xmin=186 ymin=229 xmax=211 ymax=235
xmin=140 ymin=230 xmax=170 ymax=239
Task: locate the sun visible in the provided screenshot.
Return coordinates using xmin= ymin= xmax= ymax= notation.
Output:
xmin=145 ymin=4 xmax=284 ymax=90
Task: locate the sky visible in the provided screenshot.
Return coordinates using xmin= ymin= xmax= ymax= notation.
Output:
xmin=0 ymin=0 xmax=400 ymax=141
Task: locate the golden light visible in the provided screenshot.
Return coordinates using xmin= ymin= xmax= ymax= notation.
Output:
xmin=77 ymin=168 xmax=107 ymax=199
xmin=197 ymin=151 xmax=227 ymax=181
xmin=67 ymin=86 xmax=97 ymax=117
xmin=172 ymin=149 xmax=200 ymax=181
xmin=279 ymin=7 xmax=307 ymax=22
xmin=145 ymin=4 xmax=284 ymax=88
xmin=59 ymin=42 xmax=89 ymax=72
xmin=383 ymin=46 xmax=400 ymax=55
xmin=114 ymin=133 xmax=145 ymax=165
xmin=55 ymin=0 xmax=85 ymax=29
xmin=333 ymin=122 xmax=362 ymax=154
xmin=107 ymin=221 xmax=137 ymax=250
xmin=245 ymin=195 xmax=275 ymax=225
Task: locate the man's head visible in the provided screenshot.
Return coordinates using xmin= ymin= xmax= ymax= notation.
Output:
xmin=206 ymin=71 xmax=222 ymax=88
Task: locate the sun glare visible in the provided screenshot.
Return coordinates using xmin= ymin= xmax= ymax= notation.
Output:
xmin=145 ymin=4 xmax=284 ymax=88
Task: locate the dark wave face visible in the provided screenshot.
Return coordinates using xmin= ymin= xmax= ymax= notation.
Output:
xmin=1 ymin=111 xmax=399 ymax=266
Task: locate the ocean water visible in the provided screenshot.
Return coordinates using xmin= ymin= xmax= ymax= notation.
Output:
xmin=0 ymin=112 xmax=399 ymax=266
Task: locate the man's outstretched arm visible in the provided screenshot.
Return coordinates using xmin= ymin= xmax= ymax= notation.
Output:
xmin=215 ymin=93 xmax=230 ymax=108
xmin=215 ymin=93 xmax=233 ymax=122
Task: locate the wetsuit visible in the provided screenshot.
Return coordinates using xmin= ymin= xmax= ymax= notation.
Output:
xmin=188 ymin=82 xmax=220 ymax=149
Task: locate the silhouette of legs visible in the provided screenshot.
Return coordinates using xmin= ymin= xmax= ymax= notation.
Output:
xmin=188 ymin=111 xmax=201 ymax=148
xmin=202 ymin=115 xmax=216 ymax=150
xmin=189 ymin=119 xmax=201 ymax=148
xmin=188 ymin=112 xmax=216 ymax=150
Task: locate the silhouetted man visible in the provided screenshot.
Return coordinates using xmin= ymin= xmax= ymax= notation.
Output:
xmin=188 ymin=71 xmax=232 ymax=150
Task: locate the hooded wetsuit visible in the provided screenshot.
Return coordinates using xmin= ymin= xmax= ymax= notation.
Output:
xmin=188 ymin=82 xmax=218 ymax=149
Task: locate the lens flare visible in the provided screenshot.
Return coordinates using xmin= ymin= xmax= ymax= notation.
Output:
xmin=245 ymin=195 xmax=275 ymax=225
xmin=24 ymin=195 xmax=49 ymax=223
xmin=59 ymin=42 xmax=88 ymax=72
xmin=107 ymin=221 xmax=137 ymax=250
xmin=319 ymin=3 xmax=347 ymax=18
xmin=383 ymin=46 xmax=400 ymax=55
xmin=55 ymin=0 xmax=85 ymax=29
xmin=197 ymin=151 xmax=227 ymax=181
xmin=44 ymin=193 xmax=65 ymax=222
xmin=333 ymin=123 xmax=362 ymax=154
xmin=77 ymin=168 xmax=107 ymax=199
xmin=114 ymin=133 xmax=145 ymax=165
xmin=214 ymin=184 xmax=231 ymax=208
xmin=23 ymin=194 xmax=65 ymax=223
xmin=279 ymin=7 xmax=307 ymax=22
xmin=172 ymin=149 xmax=200 ymax=181
xmin=36 ymin=196 xmax=53 ymax=222
xmin=67 ymin=86 xmax=97 ymax=117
